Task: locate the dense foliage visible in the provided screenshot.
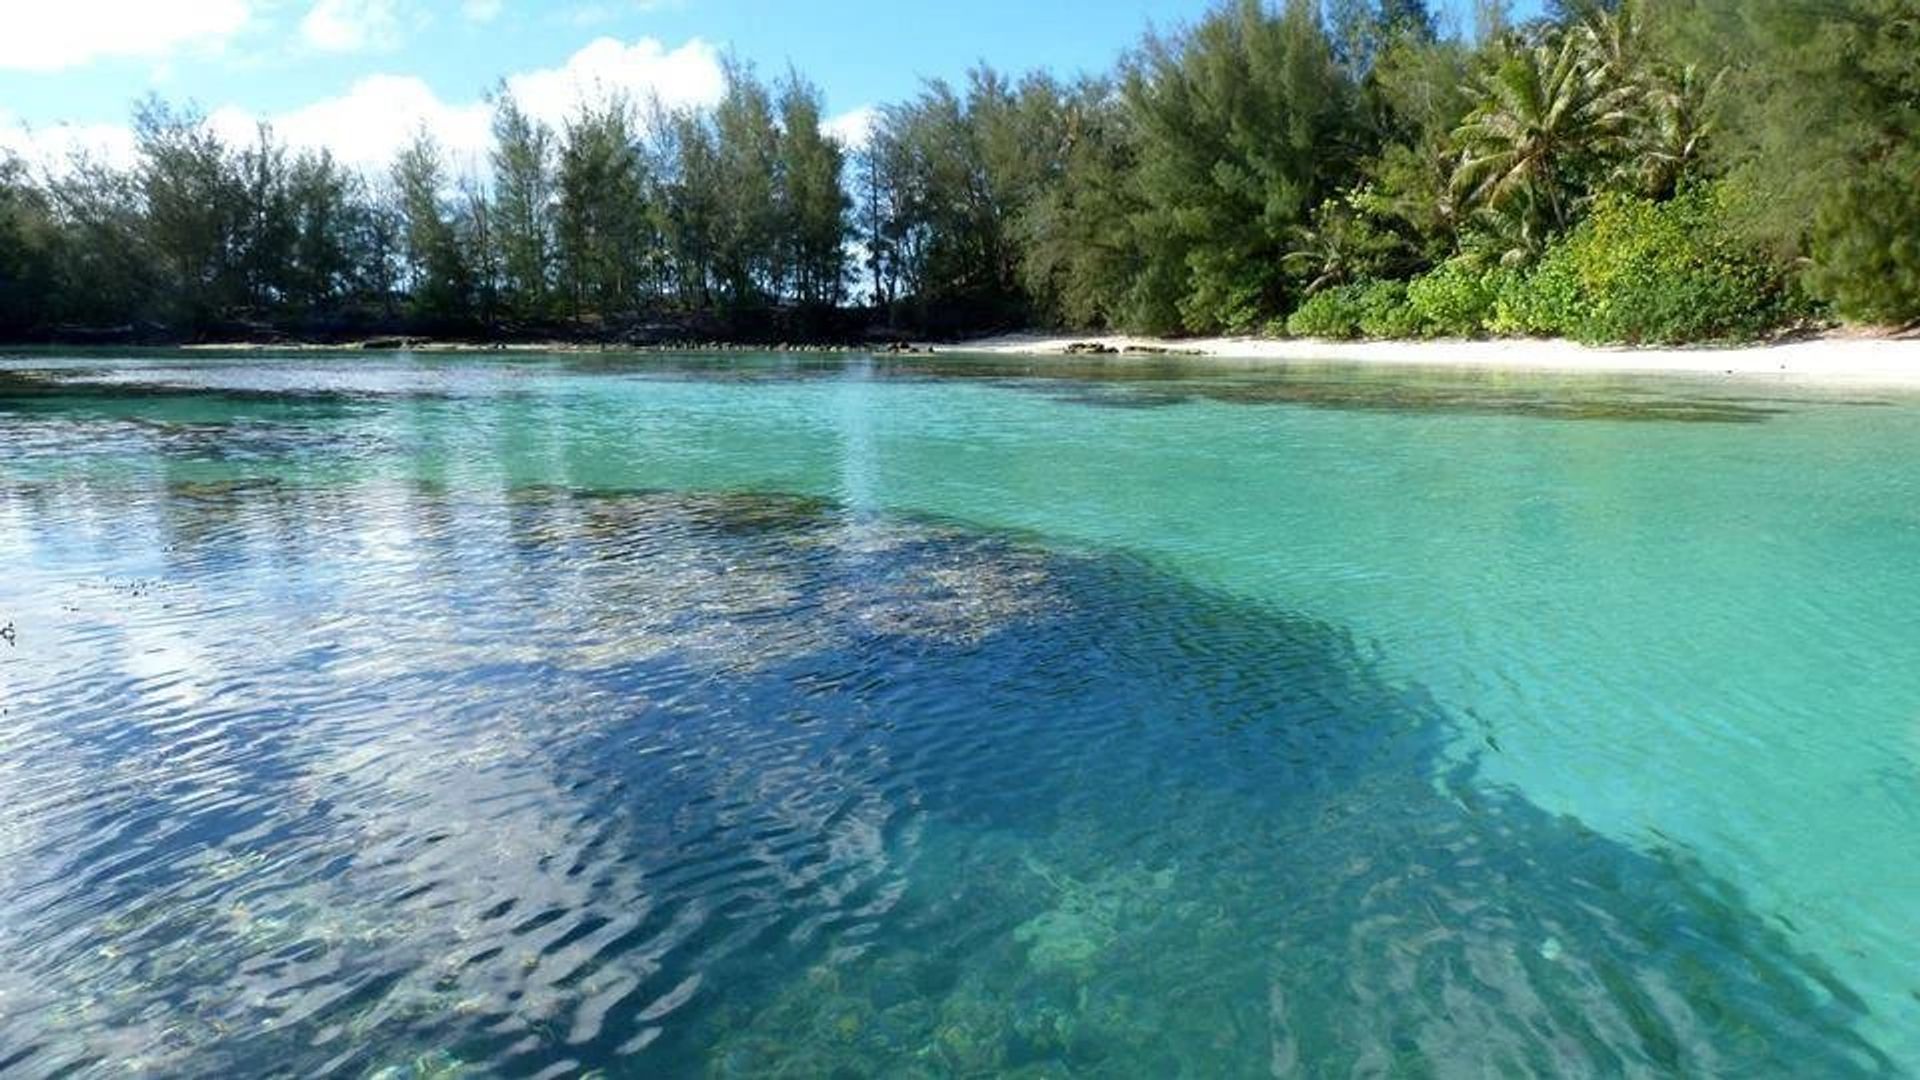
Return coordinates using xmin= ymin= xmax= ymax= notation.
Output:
xmin=0 ymin=66 xmax=851 ymax=341
xmin=1 ymin=0 xmax=1916 ymax=343
xmin=1488 ymin=187 xmax=1803 ymax=343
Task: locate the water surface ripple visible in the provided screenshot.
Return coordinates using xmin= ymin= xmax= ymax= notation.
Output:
xmin=1 ymin=351 xmax=1916 ymax=1078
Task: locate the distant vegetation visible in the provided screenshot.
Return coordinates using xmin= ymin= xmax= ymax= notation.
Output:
xmin=1 ymin=0 xmax=1916 ymax=345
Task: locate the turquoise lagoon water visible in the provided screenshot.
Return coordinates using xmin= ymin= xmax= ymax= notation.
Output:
xmin=0 ymin=350 xmax=1916 ymax=1077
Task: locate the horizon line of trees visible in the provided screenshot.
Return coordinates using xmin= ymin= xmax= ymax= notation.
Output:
xmin=0 ymin=60 xmax=854 ymax=343
xmin=2 ymin=0 xmax=1917 ymax=346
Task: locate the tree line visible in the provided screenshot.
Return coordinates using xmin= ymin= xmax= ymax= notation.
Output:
xmin=0 ymin=62 xmax=852 ymax=343
xmin=2 ymin=0 xmax=1917 ymax=345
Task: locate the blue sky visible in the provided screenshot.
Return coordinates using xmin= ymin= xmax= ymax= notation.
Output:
xmin=0 ymin=0 xmax=1534 ymax=172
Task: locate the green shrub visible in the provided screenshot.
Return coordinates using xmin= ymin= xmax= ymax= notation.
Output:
xmin=1355 ymin=280 xmax=1421 ymax=338
xmin=1284 ymin=284 xmax=1369 ymax=339
xmin=1491 ymin=251 xmax=1580 ymax=337
xmin=1407 ymin=259 xmax=1499 ymax=337
xmin=1285 ymin=280 xmax=1423 ymax=340
xmin=1491 ymin=187 xmax=1800 ymax=344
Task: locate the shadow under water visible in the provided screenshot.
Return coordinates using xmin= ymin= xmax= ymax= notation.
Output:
xmin=0 ymin=478 xmax=1894 ymax=1078
xmin=0 ymin=366 xmax=464 ymax=410
xmin=842 ymin=354 xmax=1805 ymax=423
xmin=1045 ymin=377 xmax=1791 ymax=422
xmin=4 ymin=351 xmax=1829 ymax=426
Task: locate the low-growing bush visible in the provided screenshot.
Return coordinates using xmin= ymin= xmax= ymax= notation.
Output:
xmin=1285 ymin=281 xmax=1421 ymax=339
xmin=1281 ymin=189 xmax=1800 ymax=344
xmin=1493 ymin=187 xmax=1801 ymax=343
xmin=1490 ymin=252 xmax=1580 ymax=337
xmin=1407 ymin=260 xmax=1500 ymax=337
xmin=1284 ymin=284 xmax=1369 ymax=339
xmin=1355 ymin=280 xmax=1421 ymax=338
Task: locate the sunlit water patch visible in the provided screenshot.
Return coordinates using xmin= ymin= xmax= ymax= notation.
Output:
xmin=2 ymin=350 xmax=1918 ymax=1077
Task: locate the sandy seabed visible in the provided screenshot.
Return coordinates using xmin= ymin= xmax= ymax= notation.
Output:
xmin=950 ymin=331 xmax=1920 ymax=387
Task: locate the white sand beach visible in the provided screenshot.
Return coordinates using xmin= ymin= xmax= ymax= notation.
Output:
xmin=952 ymin=331 xmax=1920 ymax=386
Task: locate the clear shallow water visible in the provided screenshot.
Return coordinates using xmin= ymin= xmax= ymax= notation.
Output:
xmin=1 ymin=350 xmax=1917 ymax=1078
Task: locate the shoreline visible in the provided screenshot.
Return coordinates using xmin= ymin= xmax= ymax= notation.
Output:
xmin=948 ymin=332 xmax=1920 ymax=387
xmin=16 ymin=330 xmax=1917 ymax=387
xmin=168 ymin=339 xmax=868 ymax=354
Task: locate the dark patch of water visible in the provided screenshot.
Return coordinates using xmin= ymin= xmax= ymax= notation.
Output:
xmin=0 ymin=482 xmax=1890 ymax=1078
xmin=2 ymin=354 xmax=1806 ymax=427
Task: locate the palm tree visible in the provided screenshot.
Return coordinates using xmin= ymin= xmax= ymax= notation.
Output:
xmin=1632 ymin=63 xmax=1720 ymax=199
xmin=1282 ymin=198 xmax=1373 ymax=295
xmin=1280 ymin=224 xmax=1357 ymax=297
xmin=1574 ymin=0 xmax=1644 ymax=85
xmin=1450 ymin=33 xmax=1636 ymax=256
xmin=1281 ymin=192 xmax=1422 ymax=296
xmin=1573 ymin=0 xmax=1721 ymax=200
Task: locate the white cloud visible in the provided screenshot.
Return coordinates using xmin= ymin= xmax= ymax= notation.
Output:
xmin=3 ymin=35 xmax=726 ymax=180
xmin=824 ymin=105 xmax=879 ymax=150
xmin=212 ymin=75 xmax=494 ymax=174
xmin=565 ymin=3 xmax=620 ymax=26
xmin=300 ymin=0 xmax=410 ymax=54
xmin=185 ymin=36 xmax=722 ymax=177
xmin=461 ymin=0 xmax=503 ymax=22
xmin=503 ymin=36 xmax=724 ymax=125
xmin=0 ymin=110 xmax=139 ymax=170
xmin=0 ymin=0 xmax=252 ymax=72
